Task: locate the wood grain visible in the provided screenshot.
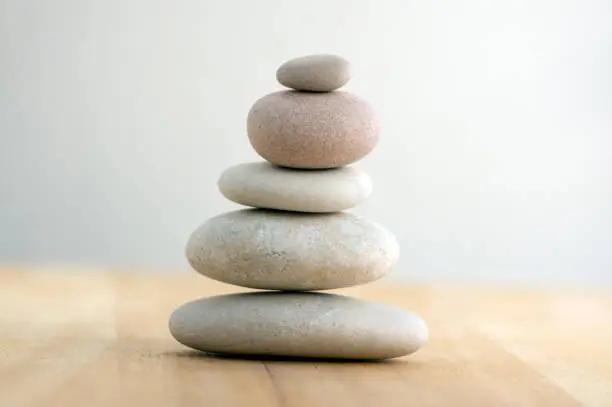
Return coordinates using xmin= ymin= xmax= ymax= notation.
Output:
xmin=0 ymin=269 xmax=610 ymax=406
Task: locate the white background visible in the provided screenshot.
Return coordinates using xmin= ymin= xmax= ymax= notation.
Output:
xmin=1 ymin=0 xmax=611 ymax=284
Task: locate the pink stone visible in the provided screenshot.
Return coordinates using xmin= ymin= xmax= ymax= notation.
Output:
xmin=247 ymin=91 xmax=380 ymax=169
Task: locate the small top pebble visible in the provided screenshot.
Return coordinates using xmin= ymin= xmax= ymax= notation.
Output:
xmin=276 ymin=54 xmax=351 ymax=92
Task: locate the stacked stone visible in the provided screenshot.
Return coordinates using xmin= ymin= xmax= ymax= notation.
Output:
xmin=169 ymin=54 xmax=428 ymax=360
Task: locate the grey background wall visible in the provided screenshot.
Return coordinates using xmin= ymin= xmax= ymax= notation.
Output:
xmin=1 ymin=0 xmax=611 ymax=284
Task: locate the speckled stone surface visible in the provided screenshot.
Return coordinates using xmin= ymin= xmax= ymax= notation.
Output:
xmin=276 ymin=54 xmax=351 ymax=92
xmin=169 ymin=292 xmax=428 ymax=360
xmin=185 ymin=209 xmax=399 ymax=291
xmin=217 ymin=162 xmax=372 ymax=213
xmin=247 ymin=91 xmax=380 ymax=169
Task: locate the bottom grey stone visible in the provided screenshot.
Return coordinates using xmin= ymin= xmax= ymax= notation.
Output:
xmin=169 ymin=292 xmax=428 ymax=360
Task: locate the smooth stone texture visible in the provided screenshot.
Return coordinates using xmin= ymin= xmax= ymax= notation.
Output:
xmin=185 ymin=209 xmax=399 ymax=291
xmin=247 ymin=91 xmax=380 ymax=169
xmin=217 ymin=162 xmax=372 ymax=213
xmin=276 ymin=54 xmax=351 ymax=92
xmin=169 ymin=292 xmax=428 ymax=360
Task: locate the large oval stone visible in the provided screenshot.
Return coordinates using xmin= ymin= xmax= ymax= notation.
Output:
xmin=276 ymin=54 xmax=351 ymax=92
xmin=169 ymin=292 xmax=428 ymax=360
xmin=217 ymin=162 xmax=372 ymax=213
xmin=247 ymin=91 xmax=380 ymax=169
xmin=185 ymin=210 xmax=399 ymax=291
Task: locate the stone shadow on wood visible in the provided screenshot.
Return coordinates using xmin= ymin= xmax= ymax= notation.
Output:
xmin=166 ymin=349 xmax=418 ymax=365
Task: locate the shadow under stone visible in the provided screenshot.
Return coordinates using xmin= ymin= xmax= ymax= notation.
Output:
xmin=165 ymin=349 xmax=411 ymax=365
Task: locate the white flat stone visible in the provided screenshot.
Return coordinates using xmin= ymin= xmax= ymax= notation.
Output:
xmin=218 ymin=162 xmax=372 ymax=213
xmin=185 ymin=210 xmax=399 ymax=291
xmin=169 ymin=292 xmax=428 ymax=360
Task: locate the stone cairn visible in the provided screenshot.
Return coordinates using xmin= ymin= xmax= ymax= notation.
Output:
xmin=169 ymin=54 xmax=428 ymax=360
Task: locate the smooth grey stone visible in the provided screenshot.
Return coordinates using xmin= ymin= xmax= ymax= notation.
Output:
xmin=276 ymin=54 xmax=350 ymax=92
xmin=169 ymin=292 xmax=428 ymax=360
xmin=185 ymin=209 xmax=399 ymax=291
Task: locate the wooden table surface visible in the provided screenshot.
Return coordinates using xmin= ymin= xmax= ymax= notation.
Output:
xmin=0 ymin=269 xmax=610 ymax=407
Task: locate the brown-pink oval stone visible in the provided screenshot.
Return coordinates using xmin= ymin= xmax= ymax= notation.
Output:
xmin=247 ymin=91 xmax=380 ymax=169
